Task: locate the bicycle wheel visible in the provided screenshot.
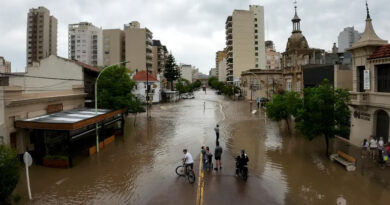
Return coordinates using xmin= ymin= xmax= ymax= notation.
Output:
xmin=187 ymin=170 xmax=196 ymax=184
xmin=176 ymin=165 xmax=185 ymax=176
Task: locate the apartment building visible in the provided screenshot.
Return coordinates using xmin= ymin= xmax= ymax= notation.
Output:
xmin=68 ymin=22 xmax=103 ymax=67
xmin=265 ymin=41 xmax=281 ymax=70
xmin=124 ymin=21 xmax=153 ymax=72
xmin=26 ymin=7 xmax=57 ymax=66
xmin=225 ymin=5 xmax=265 ymax=84
xmin=152 ymin=40 xmax=168 ymax=76
xmin=216 ymin=50 xmax=227 ymax=82
xmin=209 ymin=68 xmax=217 ymax=77
xmin=102 ymin=29 xmax=125 ymax=67
xmin=179 ymin=64 xmax=193 ymax=83
xmin=338 ymin=27 xmax=362 ymax=52
xmin=0 ymin=57 xmax=11 ymax=73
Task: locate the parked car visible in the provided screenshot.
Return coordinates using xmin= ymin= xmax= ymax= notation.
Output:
xmin=182 ymin=93 xmax=195 ymax=99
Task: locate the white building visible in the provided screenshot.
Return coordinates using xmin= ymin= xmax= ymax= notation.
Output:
xmin=132 ymin=71 xmax=161 ymax=103
xmin=225 ymin=5 xmax=265 ymax=84
xmin=209 ymin=68 xmax=217 ymax=77
xmin=69 ymin=22 xmax=103 ymax=67
xmin=179 ymin=64 xmax=193 ymax=82
xmin=218 ymin=57 xmax=227 ymax=82
xmin=338 ymin=27 xmax=361 ymax=52
xmin=0 ymin=55 xmax=86 ymax=152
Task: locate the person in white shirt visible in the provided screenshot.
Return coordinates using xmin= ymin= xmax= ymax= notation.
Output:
xmin=183 ymin=149 xmax=194 ymax=174
xmin=369 ymin=137 xmax=378 ymax=160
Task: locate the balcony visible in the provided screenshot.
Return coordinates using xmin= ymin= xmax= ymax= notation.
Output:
xmin=350 ymin=92 xmax=390 ymax=108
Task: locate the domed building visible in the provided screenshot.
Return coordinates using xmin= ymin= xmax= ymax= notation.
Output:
xmin=281 ymin=5 xmax=325 ymax=94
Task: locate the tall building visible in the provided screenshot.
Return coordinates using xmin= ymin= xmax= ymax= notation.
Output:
xmin=68 ymin=22 xmax=103 ymax=67
xmin=124 ymin=21 xmax=153 ymax=72
xmin=102 ymin=29 xmax=125 ymax=67
xmin=225 ymin=5 xmax=265 ymax=84
xmin=216 ymin=50 xmax=227 ymax=82
xmin=0 ymin=57 xmax=11 ymax=73
xmin=179 ymin=64 xmax=193 ymax=82
xmin=26 ymin=6 xmax=57 ymax=66
xmin=338 ymin=27 xmax=361 ymax=52
xmin=152 ymin=40 xmax=168 ymax=76
xmin=265 ymin=41 xmax=281 ymax=70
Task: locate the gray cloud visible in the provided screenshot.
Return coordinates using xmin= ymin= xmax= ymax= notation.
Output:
xmin=0 ymin=0 xmax=389 ymax=73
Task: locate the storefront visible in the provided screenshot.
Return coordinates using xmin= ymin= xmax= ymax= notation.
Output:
xmin=15 ymin=108 xmax=125 ymax=167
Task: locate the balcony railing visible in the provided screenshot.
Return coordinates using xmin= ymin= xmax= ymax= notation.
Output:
xmin=350 ymin=91 xmax=390 ymax=108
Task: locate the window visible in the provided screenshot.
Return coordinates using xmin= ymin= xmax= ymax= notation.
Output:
xmin=286 ymin=79 xmax=292 ymax=91
xmin=256 ymin=64 xmax=258 ymax=68
xmin=255 ymin=41 xmax=258 ymax=45
xmin=255 ymin=24 xmax=257 ymax=27
xmin=255 ymin=36 xmax=258 ymax=39
xmin=378 ymin=64 xmax=390 ymax=92
xmin=255 ymin=47 xmax=258 ymax=50
xmin=296 ymin=81 xmax=301 ymax=93
xmin=255 ymin=29 xmax=258 ymax=33
xmin=358 ymin=66 xmax=365 ymax=92
xmin=255 ymin=53 xmax=258 ymax=56
xmin=254 ymin=18 xmax=257 ymax=21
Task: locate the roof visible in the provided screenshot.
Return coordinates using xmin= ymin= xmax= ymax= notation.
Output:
xmin=368 ymin=44 xmax=390 ymax=59
xmin=349 ymin=18 xmax=387 ymax=50
xmin=132 ymin=70 xmax=158 ymax=81
xmin=73 ymin=61 xmax=100 ymax=73
xmin=15 ymin=108 xmax=125 ymax=130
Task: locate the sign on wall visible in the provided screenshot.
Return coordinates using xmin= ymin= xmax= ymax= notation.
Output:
xmin=364 ymin=70 xmax=370 ymax=90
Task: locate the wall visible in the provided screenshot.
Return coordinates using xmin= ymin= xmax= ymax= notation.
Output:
xmin=125 ymin=28 xmax=146 ymax=72
xmin=334 ymin=65 xmax=352 ymax=90
xmin=218 ymin=57 xmax=227 ymax=82
xmin=180 ymin=65 xmax=193 ymax=83
xmin=10 ymin=55 xmax=84 ymax=93
xmin=232 ymin=10 xmax=255 ymax=80
xmin=103 ymin=29 xmax=124 ymax=67
xmin=133 ymin=80 xmax=161 ymax=103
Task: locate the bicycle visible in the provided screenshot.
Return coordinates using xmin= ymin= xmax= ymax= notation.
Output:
xmin=175 ymin=161 xmax=196 ymax=184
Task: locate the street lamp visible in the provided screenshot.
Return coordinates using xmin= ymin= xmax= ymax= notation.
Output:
xmin=245 ymin=70 xmax=261 ymax=111
xmin=95 ymin=60 xmax=129 ymax=153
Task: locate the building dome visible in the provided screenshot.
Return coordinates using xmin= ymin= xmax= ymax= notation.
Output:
xmin=286 ymin=32 xmax=309 ymax=51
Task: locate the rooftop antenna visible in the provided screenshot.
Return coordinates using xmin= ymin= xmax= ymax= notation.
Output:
xmin=366 ymin=0 xmax=371 ymax=19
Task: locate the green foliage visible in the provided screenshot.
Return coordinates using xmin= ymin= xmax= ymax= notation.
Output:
xmin=192 ymin=80 xmax=202 ymax=89
xmin=44 ymin=155 xmax=69 ymax=161
xmin=295 ymin=79 xmax=350 ymax=155
xmin=208 ymin=77 xmax=235 ymax=96
xmin=0 ymin=145 xmax=20 ymax=203
xmin=164 ymin=54 xmax=180 ymax=90
xmin=266 ymin=91 xmax=302 ymax=125
xmin=176 ymin=78 xmax=203 ymax=94
xmin=97 ymin=65 xmax=144 ymax=113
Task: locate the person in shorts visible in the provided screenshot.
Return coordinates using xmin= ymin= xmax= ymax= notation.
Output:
xmin=214 ymin=141 xmax=223 ymax=171
xmin=183 ymin=149 xmax=193 ymax=174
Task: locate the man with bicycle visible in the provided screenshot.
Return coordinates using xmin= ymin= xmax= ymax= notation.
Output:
xmin=183 ymin=149 xmax=194 ymax=174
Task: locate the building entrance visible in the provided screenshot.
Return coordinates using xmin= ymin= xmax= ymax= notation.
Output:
xmin=376 ymin=110 xmax=389 ymax=143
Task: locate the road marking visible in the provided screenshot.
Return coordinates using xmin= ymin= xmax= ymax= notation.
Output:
xmin=196 ymin=153 xmax=205 ymax=205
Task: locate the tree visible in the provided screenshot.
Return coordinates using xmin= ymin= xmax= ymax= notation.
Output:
xmin=164 ymin=54 xmax=180 ymax=90
xmin=295 ymin=80 xmax=350 ymax=156
xmin=97 ymin=65 xmax=144 ymax=113
xmin=266 ymin=91 xmax=302 ymax=131
xmin=0 ymin=145 xmax=20 ymax=203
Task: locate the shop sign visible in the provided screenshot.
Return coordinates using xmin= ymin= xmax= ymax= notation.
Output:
xmin=364 ymin=70 xmax=370 ymax=90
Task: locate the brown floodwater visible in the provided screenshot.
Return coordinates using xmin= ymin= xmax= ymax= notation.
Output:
xmin=14 ymin=90 xmax=390 ymax=205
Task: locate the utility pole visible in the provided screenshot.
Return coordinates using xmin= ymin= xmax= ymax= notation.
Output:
xmin=146 ymin=68 xmax=151 ymax=120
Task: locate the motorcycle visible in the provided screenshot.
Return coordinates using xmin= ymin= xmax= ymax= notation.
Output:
xmin=235 ymin=156 xmax=248 ymax=180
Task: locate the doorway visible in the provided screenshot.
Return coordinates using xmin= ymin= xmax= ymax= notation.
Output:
xmin=376 ymin=110 xmax=389 ymax=143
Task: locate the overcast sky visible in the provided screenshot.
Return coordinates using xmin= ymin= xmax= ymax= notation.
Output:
xmin=0 ymin=0 xmax=389 ymax=73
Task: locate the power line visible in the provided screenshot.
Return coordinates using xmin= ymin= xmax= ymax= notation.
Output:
xmin=0 ymin=72 xmax=83 ymax=81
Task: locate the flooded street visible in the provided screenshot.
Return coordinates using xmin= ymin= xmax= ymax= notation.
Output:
xmin=15 ymin=90 xmax=390 ymax=205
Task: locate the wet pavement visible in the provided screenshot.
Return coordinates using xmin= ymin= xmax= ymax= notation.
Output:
xmin=14 ymin=90 xmax=390 ymax=205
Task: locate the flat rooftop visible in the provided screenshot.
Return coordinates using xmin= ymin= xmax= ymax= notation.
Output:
xmin=16 ymin=108 xmax=124 ymax=130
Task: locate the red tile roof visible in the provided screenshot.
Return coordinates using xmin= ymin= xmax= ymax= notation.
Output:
xmin=73 ymin=61 xmax=101 ymax=72
xmin=132 ymin=70 xmax=158 ymax=81
xmin=368 ymin=44 xmax=390 ymax=59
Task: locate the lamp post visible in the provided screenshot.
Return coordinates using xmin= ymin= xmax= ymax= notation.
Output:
xmin=245 ymin=70 xmax=260 ymax=111
xmin=95 ymin=61 xmax=129 ymax=153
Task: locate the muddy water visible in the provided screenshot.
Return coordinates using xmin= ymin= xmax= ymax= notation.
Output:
xmin=14 ymin=91 xmax=390 ymax=205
